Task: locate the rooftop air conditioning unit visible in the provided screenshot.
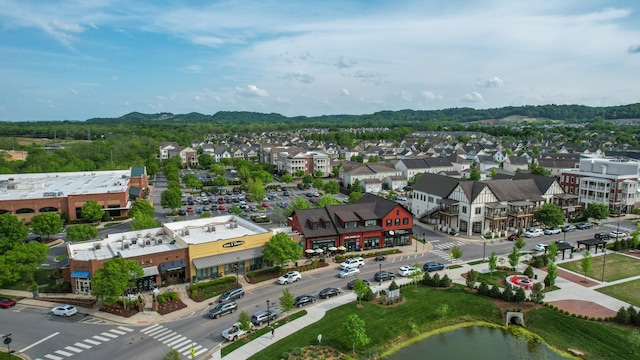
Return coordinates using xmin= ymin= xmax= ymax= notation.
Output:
xmin=184 ymin=229 xmax=190 ymax=235
xmin=94 ymin=243 xmax=101 ymax=250
xmin=137 ymin=233 xmax=142 ymax=238
xmin=157 ymin=238 xmax=163 ymax=244
xmin=145 ymin=239 xmax=151 ymax=246
xmin=131 ymin=238 xmax=137 ymax=245
xmin=123 ymin=242 xmax=130 ymax=249
xmin=146 ymin=233 xmax=152 ymax=238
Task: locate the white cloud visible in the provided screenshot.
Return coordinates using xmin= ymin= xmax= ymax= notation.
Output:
xmin=283 ymin=72 xmax=315 ymax=83
xmin=478 ymin=76 xmax=503 ymax=88
xmin=422 ymin=91 xmax=443 ymax=100
xmin=181 ymin=65 xmax=202 ymax=74
xmin=340 ymin=89 xmax=350 ymax=96
xmin=236 ymin=85 xmax=268 ymax=97
xmin=463 ymin=92 xmax=483 ymax=102
xmin=335 ymin=56 xmax=357 ymax=69
xmin=194 ymin=95 xmax=203 ymax=101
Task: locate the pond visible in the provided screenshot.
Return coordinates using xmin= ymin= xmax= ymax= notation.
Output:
xmin=385 ymin=326 xmax=568 ymax=360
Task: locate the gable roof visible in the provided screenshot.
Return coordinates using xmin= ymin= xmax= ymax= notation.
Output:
xmin=412 ymin=173 xmax=459 ymax=198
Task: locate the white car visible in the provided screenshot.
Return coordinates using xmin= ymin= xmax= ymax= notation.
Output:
xmin=534 ymin=244 xmax=546 ymax=252
xmin=524 ymin=228 xmax=544 ymax=238
xmin=221 ymin=322 xmax=254 ymax=341
xmin=338 ymin=267 xmax=360 ymax=278
xmin=544 ymin=227 xmax=561 ymax=235
xmin=50 ymin=304 xmax=78 ymax=317
xmin=398 ymin=266 xmax=421 ymax=277
xmin=339 ymin=257 xmax=365 ymax=270
xmin=396 ymin=195 xmax=407 ymax=201
xmin=609 ymin=231 xmax=627 ymax=238
xmin=277 ymin=271 xmax=301 ymax=284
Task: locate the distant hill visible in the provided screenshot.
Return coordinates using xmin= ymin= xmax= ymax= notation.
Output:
xmin=85 ymin=103 xmax=640 ymax=125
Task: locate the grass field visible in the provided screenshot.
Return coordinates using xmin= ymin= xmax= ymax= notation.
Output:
xmin=558 ymin=253 xmax=640 ymax=282
xmin=597 ymin=278 xmax=640 ymax=307
xmin=243 ymin=285 xmax=639 ymax=360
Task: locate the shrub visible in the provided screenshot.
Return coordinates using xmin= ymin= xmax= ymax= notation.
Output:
xmin=421 ymin=271 xmax=432 ymax=285
xmin=514 ymin=288 xmax=526 ymax=303
xmin=523 ymin=265 xmax=534 ymax=278
xmin=430 ymin=273 xmax=441 ymax=287
xmin=388 ymin=280 xmax=399 ymax=291
xmin=477 ymin=281 xmax=489 ymax=296
xmin=361 ymin=287 xmax=375 ymax=301
xmin=439 ymin=274 xmax=452 ymax=287
xmin=502 ymin=286 xmax=514 ymax=302
xmin=614 ymin=306 xmax=631 ymax=325
xmin=488 ymin=284 xmax=501 ymax=299
xmin=465 ymin=269 xmax=478 ymax=289
xmin=191 ymin=289 xmax=199 ymax=298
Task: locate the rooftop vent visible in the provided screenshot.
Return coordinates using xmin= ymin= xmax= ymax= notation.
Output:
xmin=94 ymin=243 xmax=101 ymax=250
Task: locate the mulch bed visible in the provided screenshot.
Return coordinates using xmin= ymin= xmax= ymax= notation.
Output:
xmin=100 ymin=302 xmax=139 ymax=318
xmin=156 ymin=299 xmax=188 ymax=315
xmin=36 ymin=296 xmax=97 ymax=308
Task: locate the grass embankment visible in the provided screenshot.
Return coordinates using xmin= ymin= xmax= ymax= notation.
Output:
xmin=597 ymin=278 xmax=640 ymax=307
xmin=247 ymin=285 xmax=639 ymax=360
xmin=558 ymin=253 xmax=640 ymax=282
xmin=248 ymin=285 xmax=503 ymax=360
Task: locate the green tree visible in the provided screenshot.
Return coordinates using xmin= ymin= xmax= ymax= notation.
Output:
xmin=546 ymin=261 xmax=558 ymax=288
xmin=131 ymin=213 xmax=160 ymax=230
xmin=182 ymin=173 xmax=202 ymax=189
xmin=237 ymin=310 xmax=253 ymax=333
xmin=285 ymin=196 xmax=312 ymax=217
xmin=280 ymin=173 xmax=294 ymax=183
xmin=508 ymin=245 xmax=520 ymax=271
xmin=262 ymin=232 xmax=300 ymax=267
xmin=529 ymin=163 xmax=549 ymax=176
xmin=409 ymin=262 xmax=422 ymax=289
xmin=470 ymin=168 xmax=481 ymax=181
xmin=228 ymin=205 xmax=243 ymax=216
xmin=584 ymin=203 xmax=609 ymax=221
xmin=247 ymin=178 xmax=266 ymax=205
xmin=162 ymin=348 xmax=181 ymax=360
xmin=82 ymin=199 xmax=105 ymax=223
xmin=450 ymin=245 xmax=463 ymax=264
xmin=30 ymin=212 xmax=64 ymax=240
xmin=161 ymin=188 xmax=182 ymax=210
xmin=342 ymin=314 xmax=370 ymax=354
xmin=212 ymin=175 xmax=229 ymax=187
xmin=279 ymin=288 xmax=296 ymax=313
xmin=302 ymin=174 xmax=313 ymax=186
xmin=92 ymin=257 xmax=144 ymax=306
xmin=465 ymin=269 xmax=478 ymax=289
xmin=435 ymin=303 xmax=450 ymax=319
xmin=348 ymin=191 xmax=363 ymax=203
xmin=490 ymin=168 xmax=497 ymax=178
xmin=534 ymin=203 xmax=564 ymax=228
xmin=0 ymin=213 xmax=29 ymax=254
xmin=530 ymin=282 xmax=545 ymax=303
xmin=353 ymin=279 xmax=368 ymax=305
xmin=580 ymin=251 xmax=592 ymax=281
xmin=514 ymin=237 xmax=526 ymax=251
xmin=220 ymin=158 xmax=233 ymax=167
xmin=65 ymin=224 xmax=99 ymax=241
xmin=0 ymin=241 xmax=48 ymax=285
xmin=351 ymin=179 xmax=362 ymax=192
xmin=323 ymin=180 xmax=340 ymax=194
xmin=197 ymin=153 xmax=215 ymax=169
xmin=316 ymin=194 xmax=340 ymax=208
xmin=488 ymin=251 xmax=498 ymax=278
xmin=547 ymin=242 xmax=558 ymax=263
xmin=312 ymin=178 xmax=324 ymax=190
xmin=129 ymin=200 xmax=155 ymax=219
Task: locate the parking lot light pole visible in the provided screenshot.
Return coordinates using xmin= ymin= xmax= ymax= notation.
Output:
xmin=266 ymin=300 xmax=271 ymax=327
xmin=379 ymin=263 xmax=382 ymax=286
xmin=602 ymin=248 xmax=607 ymax=283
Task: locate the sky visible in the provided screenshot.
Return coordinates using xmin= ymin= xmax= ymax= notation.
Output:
xmin=1 ymin=0 xmax=640 ymax=121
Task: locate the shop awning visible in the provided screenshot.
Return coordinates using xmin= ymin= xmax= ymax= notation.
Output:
xmin=193 ymin=247 xmax=264 ymax=270
xmin=71 ymin=271 xmax=90 ymax=278
xmin=160 ymin=259 xmax=186 ymax=272
xmin=143 ymin=266 xmax=159 ymax=277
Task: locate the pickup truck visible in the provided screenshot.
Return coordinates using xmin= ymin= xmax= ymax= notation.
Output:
xmin=221 ymin=322 xmax=254 ymax=341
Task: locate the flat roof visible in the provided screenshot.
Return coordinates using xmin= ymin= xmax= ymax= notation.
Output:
xmin=163 ymin=215 xmax=268 ymax=245
xmin=69 ymin=227 xmax=183 ymax=261
xmin=0 ymin=170 xmax=131 ymax=201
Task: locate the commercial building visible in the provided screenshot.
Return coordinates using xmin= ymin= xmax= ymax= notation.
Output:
xmin=0 ymin=167 xmax=147 ymax=223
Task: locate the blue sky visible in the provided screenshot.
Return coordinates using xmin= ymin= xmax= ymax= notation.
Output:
xmin=1 ymin=0 xmax=639 ymax=121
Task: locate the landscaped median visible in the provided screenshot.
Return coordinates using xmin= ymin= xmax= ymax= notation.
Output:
xmin=243 ymin=284 xmax=639 ymax=359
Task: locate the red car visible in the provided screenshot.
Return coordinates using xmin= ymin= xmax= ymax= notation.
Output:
xmin=0 ymin=298 xmax=16 ymax=308
xmin=217 ymin=198 xmax=225 ymax=204
xmin=262 ymin=202 xmax=270 ymax=208
xmin=219 ymin=204 xmax=226 ymax=211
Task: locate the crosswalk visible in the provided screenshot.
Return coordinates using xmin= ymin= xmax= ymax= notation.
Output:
xmin=141 ymin=324 xmax=209 ymax=358
xmin=34 ymin=326 xmax=134 ymax=360
xmin=430 ymin=240 xmax=467 ymax=260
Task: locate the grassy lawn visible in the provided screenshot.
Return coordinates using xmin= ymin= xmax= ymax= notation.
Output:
xmin=596 ymin=278 xmax=640 ymax=307
xmin=243 ymin=285 xmax=639 ymax=360
xmin=475 ymin=269 xmax=515 ymax=288
xmin=247 ymin=285 xmax=503 ymax=360
xmin=558 ymin=253 xmax=640 ymax=282
xmin=54 ymin=254 xmax=68 ymax=262
xmin=103 ymin=222 xmax=122 ymax=228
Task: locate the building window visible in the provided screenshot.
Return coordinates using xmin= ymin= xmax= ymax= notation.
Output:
xmin=395 ymin=218 xmax=400 ymax=225
xmin=345 ymin=221 xmax=358 ymax=229
xmin=475 ymin=207 xmax=481 ymax=215
xmin=428 ymin=196 xmax=434 ymax=203
xmin=364 ymin=219 xmax=377 ymax=226
xmin=386 ymin=219 xmax=392 ymax=226
xmin=396 ymin=209 xmax=400 ymax=215
xmin=462 ymin=206 xmax=467 ymax=214
xmin=403 ymin=217 xmax=409 ymax=225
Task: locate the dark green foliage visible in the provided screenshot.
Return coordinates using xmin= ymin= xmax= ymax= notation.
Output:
xmin=430 ymin=273 xmax=441 ymax=287
xmin=465 ymin=269 xmax=478 ymax=289
xmin=502 ymin=286 xmax=514 ymax=302
xmin=388 ymin=280 xmax=399 ymax=291
xmin=488 ymin=284 xmax=501 ymax=299
xmin=439 ymin=274 xmax=452 ymax=287
xmin=544 ymin=275 xmax=551 ymax=288
xmin=523 ymin=265 xmax=534 ymax=278
xmin=614 ymin=306 xmax=630 ymax=325
xmin=421 ymin=271 xmax=431 ymax=285
xmin=477 ymin=281 xmax=489 ymax=296
xmin=361 ymin=287 xmax=375 ymax=301
xmin=514 ymin=288 xmax=527 ymax=303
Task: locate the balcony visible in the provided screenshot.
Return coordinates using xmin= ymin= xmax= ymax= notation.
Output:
xmin=484 ymin=211 xmax=508 ymax=219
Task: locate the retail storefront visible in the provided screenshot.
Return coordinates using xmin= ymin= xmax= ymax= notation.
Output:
xmin=192 ymin=247 xmax=265 ymax=281
xmin=133 ymin=266 xmax=159 ymax=292
xmin=343 ymin=235 xmax=361 ymax=252
xmin=310 ymin=238 xmax=337 ymax=251
xmin=160 ymin=259 xmax=186 ymax=286
xmin=71 ymin=271 xmax=91 ymax=295
xmin=383 ymin=229 xmax=412 ymax=247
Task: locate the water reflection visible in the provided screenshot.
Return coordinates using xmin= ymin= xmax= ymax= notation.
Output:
xmin=385 ymin=326 xmax=566 ymax=360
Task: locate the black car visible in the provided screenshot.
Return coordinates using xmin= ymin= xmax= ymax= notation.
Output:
xmin=208 ymin=301 xmax=237 ymax=319
xmin=347 ymin=279 xmax=370 ymax=289
xmin=561 ymin=224 xmax=576 ymax=232
xmin=373 ymin=271 xmax=395 ymax=282
xmin=318 ymin=287 xmax=342 ymax=299
xmin=294 ymin=295 xmax=317 ymax=308
xmin=374 ymin=253 xmax=387 ymax=261
xmin=595 ymin=232 xmax=610 ymax=240
xmin=178 ymin=209 xmax=187 ymax=216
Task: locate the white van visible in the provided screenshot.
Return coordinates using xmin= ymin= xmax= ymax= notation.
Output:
xmin=339 ymin=257 xmax=365 ymax=270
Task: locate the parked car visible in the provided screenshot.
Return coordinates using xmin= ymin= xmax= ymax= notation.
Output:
xmin=261 ymin=202 xmax=270 ymax=208
xmin=319 ymin=287 xmax=342 ymax=299
xmin=0 ymin=298 xmax=16 ymax=308
xmin=594 ymin=232 xmax=610 ymax=240
xmin=278 ymin=271 xmax=301 ymax=284
xmin=423 ymin=262 xmax=445 ymax=272
xmin=544 ymin=227 xmax=562 ymax=235
xmin=209 ymin=301 xmax=238 ymax=319
xmin=576 ymin=222 xmax=593 ymax=230
xmin=534 ymin=244 xmax=546 ymax=252
xmin=283 ymin=191 xmax=290 ymax=196
xmin=561 ymin=224 xmax=576 ymax=232
xmin=396 ymin=195 xmax=407 ymax=201
xmin=507 ymin=233 xmax=518 ymax=241
xmin=338 ymin=267 xmax=360 ymax=278
xmin=250 ymin=309 xmax=277 ymax=326
xmin=374 ymin=253 xmax=387 ymax=261
xmin=524 ymin=228 xmax=544 ymax=238
xmin=218 ymin=204 xmax=226 ymax=211
xmin=178 ymin=209 xmax=187 ymax=216
xmin=374 ymin=271 xmax=396 ymax=282
xmin=609 ymin=230 xmax=627 ymax=238
xmin=218 ymin=288 xmax=245 ymax=303
xmin=222 ymin=322 xmax=254 ymax=341
xmin=339 ymin=257 xmax=365 ymax=270
xmin=347 ymin=279 xmax=370 ymax=289
xmin=50 ymin=304 xmax=78 ymax=317
xmin=294 ymin=295 xmax=317 ymax=307
xmin=397 ymin=266 xmax=421 ymax=277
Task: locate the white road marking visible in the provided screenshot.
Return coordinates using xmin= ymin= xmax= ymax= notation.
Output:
xmin=19 ymin=332 xmax=60 ymax=353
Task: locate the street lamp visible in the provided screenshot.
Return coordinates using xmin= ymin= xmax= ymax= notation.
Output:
xmin=379 ymin=263 xmax=382 ymax=286
xmin=415 ymin=236 xmax=418 ymax=253
xmin=266 ymin=300 xmax=271 ymax=327
xmin=601 ymin=248 xmax=607 ymax=283
xmin=422 ymin=232 xmax=425 ymax=251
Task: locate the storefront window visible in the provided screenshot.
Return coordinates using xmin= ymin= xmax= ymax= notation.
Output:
xmin=363 ymin=236 xmax=380 ymax=250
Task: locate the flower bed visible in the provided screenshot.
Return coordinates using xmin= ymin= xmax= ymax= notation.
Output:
xmin=100 ymin=301 xmax=139 ymax=318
